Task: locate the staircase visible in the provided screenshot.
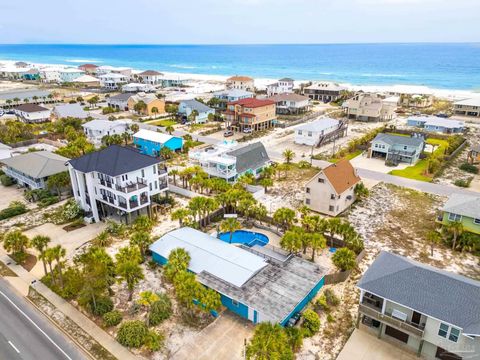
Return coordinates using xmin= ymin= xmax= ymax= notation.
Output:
xmin=316 ymin=120 xmax=348 ymax=147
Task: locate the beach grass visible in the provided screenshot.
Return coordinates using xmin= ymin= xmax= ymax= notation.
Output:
xmin=144 ymin=119 xmax=177 ymax=127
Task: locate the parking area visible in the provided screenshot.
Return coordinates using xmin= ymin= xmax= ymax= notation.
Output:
xmin=350 ymin=153 xmax=410 ymax=174
xmin=0 ymin=185 xmax=28 ymax=210
xmin=171 ymin=312 xmax=254 ymax=360
xmin=337 ymin=329 xmax=418 ymax=360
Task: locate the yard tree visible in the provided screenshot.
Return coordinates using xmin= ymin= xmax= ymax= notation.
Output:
xmin=116 ymin=246 xmax=144 ymax=301
xmin=220 ymin=218 xmax=241 ymax=244
xmin=130 ymin=231 xmax=153 ymax=260
xmin=280 ymin=227 xmax=303 ymax=254
xmin=132 ymin=215 xmax=154 ymax=232
xmin=285 ymin=327 xmax=304 ymax=353
xmin=354 ymin=182 xmax=369 ymax=199
xmin=282 ymin=149 xmax=295 ymax=164
xmin=165 ymin=125 xmax=175 ymax=135
xmin=51 ymin=245 xmax=66 ymax=288
xmin=331 ymin=247 xmax=356 ymax=272
xmin=31 ymin=235 xmax=51 ymax=276
xmin=2 ymin=230 xmax=30 ymax=262
xmin=151 ymin=107 xmax=159 ymax=117
xmin=258 ymin=177 xmax=273 ymax=193
xmin=170 ymin=208 xmax=191 ymax=227
xmin=173 ymin=270 xmax=201 ymax=307
xmin=426 ymin=230 xmax=442 ymax=257
xmin=445 ymin=221 xmax=464 ymax=250
xmin=134 ymin=100 xmax=147 ymax=114
xmin=273 ymin=207 xmax=296 ymax=232
xmin=159 ymin=146 xmax=173 ymax=160
xmin=302 ymin=309 xmax=321 ymax=337
xmin=164 ymin=248 xmax=191 ymax=282
xmin=246 ymin=322 xmax=294 ymax=360
xmin=198 ymin=287 xmax=222 ymax=313
xmin=129 ymin=123 xmax=140 ymax=133
xmin=169 ymin=169 xmax=179 ymax=185
xmin=137 ymin=290 xmax=161 ymax=319
xmin=187 ymin=110 xmax=199 ymax=123
xmin=46 ymin=171 xmax=71 ymax=198
xmin=309 ymin=233 xmax=327 ymax=261
xmin=325 ymin=217 xmax=343 ymax=247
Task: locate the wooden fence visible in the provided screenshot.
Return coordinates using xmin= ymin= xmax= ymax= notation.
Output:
xmin=323 ymin=248 xmax=366 ymax=285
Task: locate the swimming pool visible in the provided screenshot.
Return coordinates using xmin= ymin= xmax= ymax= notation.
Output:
xmin=218 ymin=230 xmax=269 ymax=247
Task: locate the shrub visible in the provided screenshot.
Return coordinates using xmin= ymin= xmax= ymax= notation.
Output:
xmin=331 ymin=248 xmax=357 ymax=271
xmin=327 ymin=314 xmax=335 ymax=323
xmin=103 ymin=310 xmax=123 ymax=327
xmin=145 ymin=330 xmax=164 ymax=352
xmin=459 ymin=163 xmax=479 ymax=174
xmin=38 ymin=196 xmax=60 ymax=208
xmin=454 ymin=178 xmax=472 ymax=188
xmin=0 ymin=174 xmax=14 ymax=186
xmin=116 ymin=320 xmax=148 ymax=348
xmin=148 ymin=293 xmax=172 ymax=326
xmin=0 ymin=201 xmax=28 ymax=220
xmin=297 ymin=160 xmax=311 ymax=169
xmin=324 ymin=289 xmax=340 ymax=307
xmin=302 ymin=309 xmax=320 ymax=337
xmin=89 ymin=296 xmax=114 ymax=316
xmin=315 ymin=295 xmax=329 ymax=312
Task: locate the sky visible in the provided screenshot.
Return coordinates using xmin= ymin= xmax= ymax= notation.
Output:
xmin=0 ymin=0 xmax=479 ymax=44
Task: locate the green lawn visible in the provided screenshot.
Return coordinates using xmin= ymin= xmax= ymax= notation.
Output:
xmin=144 ymin=119 xmax=177 ymax=127
xmin=388 ymin=138 xmax=449 ymax=182
xmin=329 ymin=150 xmax=363 ymax=163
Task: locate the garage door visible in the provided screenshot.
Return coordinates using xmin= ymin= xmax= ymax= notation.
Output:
xmin=385 ymin=325 xmax=409 ymax=343
xmin=435 ymin=347 xmax=462 ymax=360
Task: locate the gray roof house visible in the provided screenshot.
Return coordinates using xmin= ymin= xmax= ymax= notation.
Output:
xmin=178 ymin=99 xmax=214 ymax=124
xmin=107 ymin=93 xmax=132 ymax=111
xmin=227 ymin=142 xmax=271 ymax=175
xmin=370 ymin=133 xmax=425 ymax=165
xmin=439 ymin=193 xmax=480 ymax=235
xmin=1 ymin=151 xmax=69 ymax=189
xmin=52 ymin=103 xmax=89 ymax=119
xmin=357 ymin=251 xmax=480 ymax=360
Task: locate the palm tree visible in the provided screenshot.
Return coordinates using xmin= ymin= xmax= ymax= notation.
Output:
xmin=426 ymin=230 xmax=442 ymax=257
xmin=445 ymin=221 xmax=464 ymax=250
xmin=280 ymin=227 xmax=303 ymax=254
xmin=151 ymin=107 xmax=159 ymax=118
xmin=137 ymin=291 xmax=160 ymax=325
xmin=23 ymin=98 xmax=29 ymax=104
xmin=165 ymin=125 xmax=175 ymax=135
xmin=2 ymin=230 xmax=30 ymax=262
xmin=169 ymin=169 xmax=179 ymax=186
xmin=6 ymin=99 xmax=12 ymax=108
xmin=44 ymin=247 xmax=57 ymax=284
xmin=129 ymin=123 xmax=140 ymax=133
xmin=171 ymin=208 xmax=191 ymax=227
xmin=220 ymin=218 xmax=241 ymax=244
xmin=130 ymin=231 xmax=152 ymax=260
xmin=309 ymin=233 xmax=326 ymax=261
xmin=188 ymin=110 xmax=199 ymax=123
xmin=116 ymin=246 xmax=144 ymax=301
xmin=13 ymin=97 xmax=20 ymax=106
xmin=51 ymin=245 xmax=66 ymax=287
xmin=31 ymin=235 xmax=51 ymax=276
xmin=282 ymin=149 xmax=295 ymax=164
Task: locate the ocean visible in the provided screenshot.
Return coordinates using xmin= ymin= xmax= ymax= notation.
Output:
xmin=0 ymin=43 xmax=479 ymax=90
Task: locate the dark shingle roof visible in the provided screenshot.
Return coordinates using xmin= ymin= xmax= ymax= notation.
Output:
xmin=373 ymin=133 xmax=424 ymax=147
xmin=358 ymin=251 xmax=480 ymax=335
xmin=108 ymin=93 xmax=132 ymax=102
xmin=68 ymin=145 xmax=160 ymax=176
xmin=15 ymin=103 xmax=49 ymax=113
xmin=181 ymin=99 xmax=213 ymax=113
xmin=228 ymin=142 xmax=270 ymax=174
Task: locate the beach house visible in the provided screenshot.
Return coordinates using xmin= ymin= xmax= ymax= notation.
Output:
xmin=357 ymin=251 xmax=480 ymax=360
xmin=189 ymin=141 xmax=270 ymax=183
xmin=303 ymin=82 xmax=347 ymax=102
xmin=223 ymin=98 xmax=276 ymax=132
xmin=1 ymin=151 xmax=70 ymax=190
xmin=467 ymin=145 xmax=480 ymax=164
xmin=22 ymin=69 xmax=40 ymax=81
xmin=78 ymin=64 xmax=99 ymax=74
xmin=52 ymin=103 xmax=89 ymax=120
xmin=269 ymin=93 xmax=310 ymax=115
xmin=72 ymin=75 xmax=101 ymax=87
xmin=0 ymin=89 xmax=52 ymax=108
xmin=59 ymin=68 xmax=85 ymax=83
xmin=137 ymin=70 xmax=163 ymax=85
xmin=438 ymin=193 xmax=480 ymax=235
xmin=294 ymin=117 xmax=346 ymax=146
xmin=178 ymin=99 xmax=214 ymax=124
xmin=122 ymin=83 xmax=155 ymax=93
xmin=454 ymin=98 xmax=480 ymax=117
xmin=82 ymin=119 xmax=131 ymax=146
xmin=133 ymin=129 xmax=183 ymax=155
xmin=128 ymin=93 xmax=165 ymax=116
xmin=14 ymin=104 xmax=51 ymax=123
xmin=343 ymin=93 xmax=397 ymax=121
xmin=150 ymin=227 xmax=327 ymax=325
xmin=211 ymin=89 xmax=254 ymax=111
xmin=266 ymin=78 xmax=295 ymax=96
xmin=107 ymin=93 xmax=132 ymax=111
xmin=304 ymin=159 xmax=361 ymax=216
xmin=99 ymin=73 xmax=129 ymax=90
xmin=67 ymin=145 xmax=168 ymax=224
xmin=369 ymin=133 xmax=425 ymax=165
xmin=226 ymin=76 xmax=255 ymax=92
xmin=407 ymin=116 xmax=465 ymax=134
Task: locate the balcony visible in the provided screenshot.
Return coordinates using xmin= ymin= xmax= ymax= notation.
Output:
xmin=118 ymin=202 xmax=127 ymax=209
xmin=115 ymin=177 xmax=148 ymax=193
xmin=129 ymin=200 xmax=139 ymax=209
xmin=101 ymin=195 xmax=115 ymax=205
xmin=100 ymin=179 xmax=113 ymax=189
xmin=359 ymin=303 xmax=425 ymax=337
xmin=159 ymin=180 xmax=168 ymax=190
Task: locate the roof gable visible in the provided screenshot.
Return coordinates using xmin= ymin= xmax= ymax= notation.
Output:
xmin=321 ymin=159 xmax=361 ymax=194
xmin=228 ymin=142 xmax=270 ymax=174
xmin=442 ymin=194 xmax=480 ymax=219
xmin=1 ymin=151 xmax=69 ymax=178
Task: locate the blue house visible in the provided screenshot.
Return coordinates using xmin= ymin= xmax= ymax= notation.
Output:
xmin=370 ymin=133 xmax=425 ymax=165
xmin=133 ymin=129 xmax=183 ymax=155
xmin=407 ymin=116 xmax=464 ymax=134
xmin=149 ymin=227 xmax=327 ymax=325
xmin=178 ymin=99 xmax=214 ymax=124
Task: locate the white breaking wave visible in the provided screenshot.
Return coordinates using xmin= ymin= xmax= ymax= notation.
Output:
xmin=65 ymin=59 xmax=102 ymax=63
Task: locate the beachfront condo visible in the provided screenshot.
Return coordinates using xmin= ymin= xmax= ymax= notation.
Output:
xmin=454 ymin=98 xmax=480 ymax=117
xmin=302 ymin=82 xmax=347 ymax=102
xmin=223 ymin=98 xmax=276 ymax=132
xmin=343 ymin=93 xmax=398 ymax=122
xmin=226 ymin=75 xmax=255 ymax=92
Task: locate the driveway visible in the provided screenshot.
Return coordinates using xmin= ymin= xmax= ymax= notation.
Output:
xmin=171 ymin=312 xmax=254 ymax=360
xmin=350 ymin=154 xmax=409 ymax=174
xmin=337 ymin=329 xmax=418 ymax=360
xmin=24 ymin=222 xmax=106 ymax=277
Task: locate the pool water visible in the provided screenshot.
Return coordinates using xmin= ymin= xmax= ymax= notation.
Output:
xmin=218 ymin=230 xmax=269 ymax=247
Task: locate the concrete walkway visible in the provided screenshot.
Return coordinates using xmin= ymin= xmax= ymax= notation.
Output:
xmin=0 ymin=250 xmax=139 ymax=360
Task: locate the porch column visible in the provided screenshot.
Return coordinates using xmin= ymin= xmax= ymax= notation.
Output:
xmin=417 ymin=340 xmax=424 ymax=357
xmin=359 ymin=289 xmax=365 ymax=304
xmin=377 ymin=322 xmax=383 ymax=339
xmin=356 ymin=312 xmax=361 ymax=329
xmin=381 ymin=299 xmax=386 ymax=315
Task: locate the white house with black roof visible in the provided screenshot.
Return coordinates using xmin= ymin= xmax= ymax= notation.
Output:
xmin=370 ymin=133 xmax=425 ymax=165
xmin=67 ymin=145 xmax=168 ymax=223
xmin=107 ymin=93 xmax=132 ymax=111
xmin=189 ymin=141 xmax=271 ymax=183
xmin=357 ymin=251 xmax=480 ymax=360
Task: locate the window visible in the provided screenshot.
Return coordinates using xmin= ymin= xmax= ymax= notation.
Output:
xmin=232 ymin=300 xmax=239 ymax=307
xmin=449 ymin=327 xmax=460 ymax=342
xmin=141 ymin=169 xmax=145 ymax=177
xmin=438 ymin=323 xmax=449 ymax=338
xmin=154 ymin=181 xmax=158 ymax=189
xmin=474 ymin=218 xmax=480 ymax=225
xmin=298 ymin=130 xmax=303 ymax=135
xmin=153 ymin=165 xmax=156 ymax=174
xmin=308 ymin=131 xmax=312 ymax=137
xmin=305 ymin=198 xmax=310 ymax=205
xmin=403 ymin=146 xmax=407 ymax=150
xmin=330 ymin=194 xmax=335 ymax=200
xmin=448 ymin=213 xmax=462 ymax=222
xmin=306 ymin=187 xmax=310 ymax=194
xmin=329 ymin=205 xmax=334 ymax=212
xmin=149 ymin=183 xmax=152 ymax=191
xmin=318 ymin=178 xmax=324 ymax=183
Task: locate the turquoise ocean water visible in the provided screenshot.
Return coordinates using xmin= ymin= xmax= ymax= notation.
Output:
xmin=0 ymin=43 xmax=479 ymax=90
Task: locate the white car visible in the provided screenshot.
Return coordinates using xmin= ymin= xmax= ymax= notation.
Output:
xmin=243 ymin=128 xmax=252 ymax=134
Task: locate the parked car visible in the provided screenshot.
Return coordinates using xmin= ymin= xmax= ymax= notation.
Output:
xmin=243 ymin=127 xmax=252 ymax=134
xmin=286 ymin=312 xmax=301 ymax=327
xmin=436 ymin=113 xmax=449 ymax=118
xmin=0 ymin=110 xmax=4 ymax=117
xmin=224 ymin=130 xmax=234 ymax=137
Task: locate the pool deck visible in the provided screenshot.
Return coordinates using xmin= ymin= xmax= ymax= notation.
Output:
xmin=249 ymin=244 xmax=291 ymax=263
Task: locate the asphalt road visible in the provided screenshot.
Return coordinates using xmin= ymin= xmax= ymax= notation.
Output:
xmin=0 ymin=279 xmax=86 ymax=360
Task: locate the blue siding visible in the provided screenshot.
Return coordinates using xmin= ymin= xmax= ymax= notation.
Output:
xmin=280 ymin=276 xmax=325 ymax=326
xmin=152 ymin=252 xmax=168 ymax=265
xmin=220 ymin=294 xmax=249 ymax=320
xmin=133 ymin=136 xmax=183 ymax=155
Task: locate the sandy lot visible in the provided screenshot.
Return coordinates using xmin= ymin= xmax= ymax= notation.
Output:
xmin=0 ymin=185 xmax=27 ymax=210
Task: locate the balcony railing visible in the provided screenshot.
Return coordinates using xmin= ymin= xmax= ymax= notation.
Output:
xmin=118 ymin=202 xmax=127 ymax=209
xmin=159 ymin=180 xmax=168 ymax=190
xmin=129 ymin=200 xmax=139 ymax=209
xmin=115 ymin=177 xmax=148 ymax=193
xmin=100 ymin=179 xmax=113 ymax=188
xmin=359 ymin=303 xmax=425 ymax=337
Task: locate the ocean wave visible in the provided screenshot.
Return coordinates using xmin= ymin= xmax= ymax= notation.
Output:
xmin=170 ymin=64 xmax=198 ymax=69
xmin=65 ymin=59 xmax=102 ymax=63
xmin=360 ymin=73 xmax=403 ymax=78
